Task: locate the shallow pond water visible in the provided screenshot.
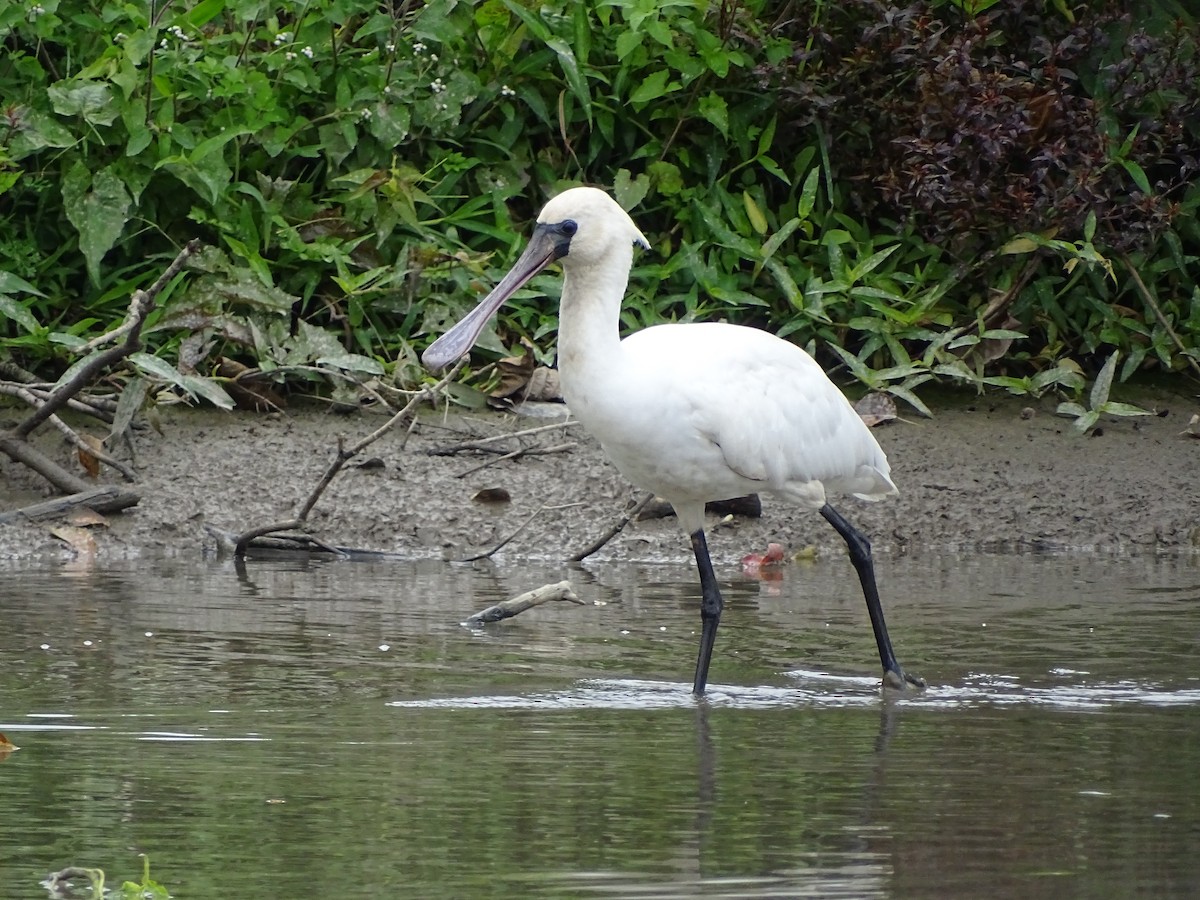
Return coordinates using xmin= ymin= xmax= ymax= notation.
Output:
xmin=1 ymin=551 xmax=1198 ymax=898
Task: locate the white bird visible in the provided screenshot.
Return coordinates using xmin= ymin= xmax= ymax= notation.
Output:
xmin=423 ymin=186 xmax=923 ymax=695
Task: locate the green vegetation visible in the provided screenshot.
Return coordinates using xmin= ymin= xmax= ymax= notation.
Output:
xmin=1 ymin=0 xmax=1197 ymax=413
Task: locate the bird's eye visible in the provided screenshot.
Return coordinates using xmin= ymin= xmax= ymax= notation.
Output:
xmin=560 ymin=220 xmax=578 ymax=236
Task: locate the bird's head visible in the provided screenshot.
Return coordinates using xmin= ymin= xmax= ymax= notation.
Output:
xmin=422 ymin=186 xmax=648 ymax=370
xmin=534 ymin=187 xmax=650 ymax=269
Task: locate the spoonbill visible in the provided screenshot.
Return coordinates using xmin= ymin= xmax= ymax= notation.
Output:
xmin=423 ymin=186 xmax=923 ymax=695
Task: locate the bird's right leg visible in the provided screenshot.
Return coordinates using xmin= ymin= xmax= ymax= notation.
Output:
xmin=820 ymin=504 xmax=925 ymax=691
xmin=690 ymin=528 xmax=723 ymax=696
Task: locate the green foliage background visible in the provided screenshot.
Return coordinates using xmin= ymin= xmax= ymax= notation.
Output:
xmin=0 ymin=0 xmax=1197 ymax=410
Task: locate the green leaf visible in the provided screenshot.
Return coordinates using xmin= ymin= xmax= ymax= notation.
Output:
xmin=0 ymin=270 xmax=45 ymax=297
xmin=62 ymin=163 xmax=133 ymax=285
xmin=180 ymin=374 xmax=236 ymax=410
xmin=47 ymin=81 xmax=119 ymax=126
xmin=849 ymin=245 xmax=899 ymax=281
xmin=130 ymin=352 xmax=235 ymax=409
xmin=182 ymin=0 xmax=226 ymax=27
xmin=886 ymin=385 xmax=933 ymax=417
xmin=630 ymin=69 xmax=672 ymax=105
xmin=1056 ymin=401 xmax=1087 ymax=418
xmin=797 ymin=168 xmax=820 ymax=220
xmin=1099 ymin=401 xmax=1153 ymax=418
xmin=0 ymin=296 xmax=40 ymax=333
xmin=979 ymin=328 xmax=1026 ymax=340
xmin=613 ymin=168 xmax=649 ymax=211
xmin=743 ymin=192 xmax=768 ymax=235
xmin=697 ymin=92 xmax=728 ymax=136
xmin=1001 ymin=235 xmax=1040 ymax=254
xmin=1072 ymin=409 xmax=1100 ymax=433
xmin=1120 ymin=159 xmax=1152 ymax=195
xmin=1089 ymin=351 xmax=1119 ymax=409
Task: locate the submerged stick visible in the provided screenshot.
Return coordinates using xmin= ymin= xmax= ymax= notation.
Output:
xmin=463 ymin=580 xmax=583 ymax=626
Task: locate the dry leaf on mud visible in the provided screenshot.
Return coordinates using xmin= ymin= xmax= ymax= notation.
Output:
xmin=1181 ymin=414 xmax=1200 ymax=439
xmin=0 ymin=732 xmax=17 ymax=761
xmin=67 ymin=508 xmax=109 ymax=528
xmin=51 ymin=525 xmax=98 ymax=556
xmin=77 ymin=433 xmax=105 ymax=478
xmin=854 ymin=392 xmax=898 ymax=427
xmin=488 ymin=340 xmax=564 ymax=404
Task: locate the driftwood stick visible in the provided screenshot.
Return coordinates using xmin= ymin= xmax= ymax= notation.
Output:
xmin=463 ymin=580 xmax=583 ymax=626
xmin=0 ymin=486 xmax=140 ymax=524
xmin=570 ymin=491 xmax=656 ymax=562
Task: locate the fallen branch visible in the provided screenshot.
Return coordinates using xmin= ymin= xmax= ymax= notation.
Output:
xmin=462 ymin=580 xmax=583 ymax=626
xmin=231 ymin=359 xmax=466 ymax=557
xmin=0 ymin=486 xmax=139 ymax=524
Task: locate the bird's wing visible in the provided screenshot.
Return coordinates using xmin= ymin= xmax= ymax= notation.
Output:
xmin=623 ymin=323 xmax=894 ymax=500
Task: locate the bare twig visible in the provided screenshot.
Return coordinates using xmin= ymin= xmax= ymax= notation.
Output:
xmin=425 ymin=419 xmax=580 ymax=456
xmin=455 ymin=441 xmax=576 ymax=478
xmin=462 ymin=580 xmax=583 ymax=626
xmin=456 ymin=502 xmax=550 ymax=563
xmin=232 ymin=360 xmax=466 ymax=556
xmin=0 ymin=382 xmax=114 ymax=423
xmin=570 ymin=491 xmax=656 ymax=562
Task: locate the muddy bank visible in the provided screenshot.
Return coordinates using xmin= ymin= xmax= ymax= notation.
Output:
xmin=1 ymin=384 xmax=1197 ymax=564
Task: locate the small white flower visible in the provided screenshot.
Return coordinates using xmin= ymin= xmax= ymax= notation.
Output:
xmin=383 ymin=85 xmax=392 ymax=94
xmin=301 ymin=45 xmax=313 ymax=58
xmin=430 ymin=53 xmax=438 ymax=62
xmin=285 ymin=50 xmax=296 ymax=61
xmin=360 ymin=108 xmax=371 ymax=119
xmin=385 ymin=42 xmax=395 ymax=53
xmin=159 ymin=38 xmax=169 ymax=49
xmin=430 ymin=77 xmax=445 ymax=93
xmin=413 ymin=41 xmax=426 ymax=53
xmin=274 ymin=31 xmax=292 ymax=45
xmin=500 ymin=84 xmax=516 ymax=98
xmin=114 ymin=32 xmax=127 ymax=42
xmin=29 ymin=4 xmax=45 ymax=18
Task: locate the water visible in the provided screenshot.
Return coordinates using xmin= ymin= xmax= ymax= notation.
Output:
xmin=2 ymin=552 xmax=1198 ymax=898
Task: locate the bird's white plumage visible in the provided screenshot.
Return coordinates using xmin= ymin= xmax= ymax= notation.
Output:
xmin=541 ymin=187 xmax=897 ymax=535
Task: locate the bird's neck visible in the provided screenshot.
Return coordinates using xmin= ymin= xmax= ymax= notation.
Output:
xmin=556 ymin=252 xmax=631 ymax=385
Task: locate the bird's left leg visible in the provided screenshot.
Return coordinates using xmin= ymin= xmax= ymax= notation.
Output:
xmin=690 ymin=528 xmax=723 ymax=696
xmin=820 ymin=504 xmax=925 ymax=691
